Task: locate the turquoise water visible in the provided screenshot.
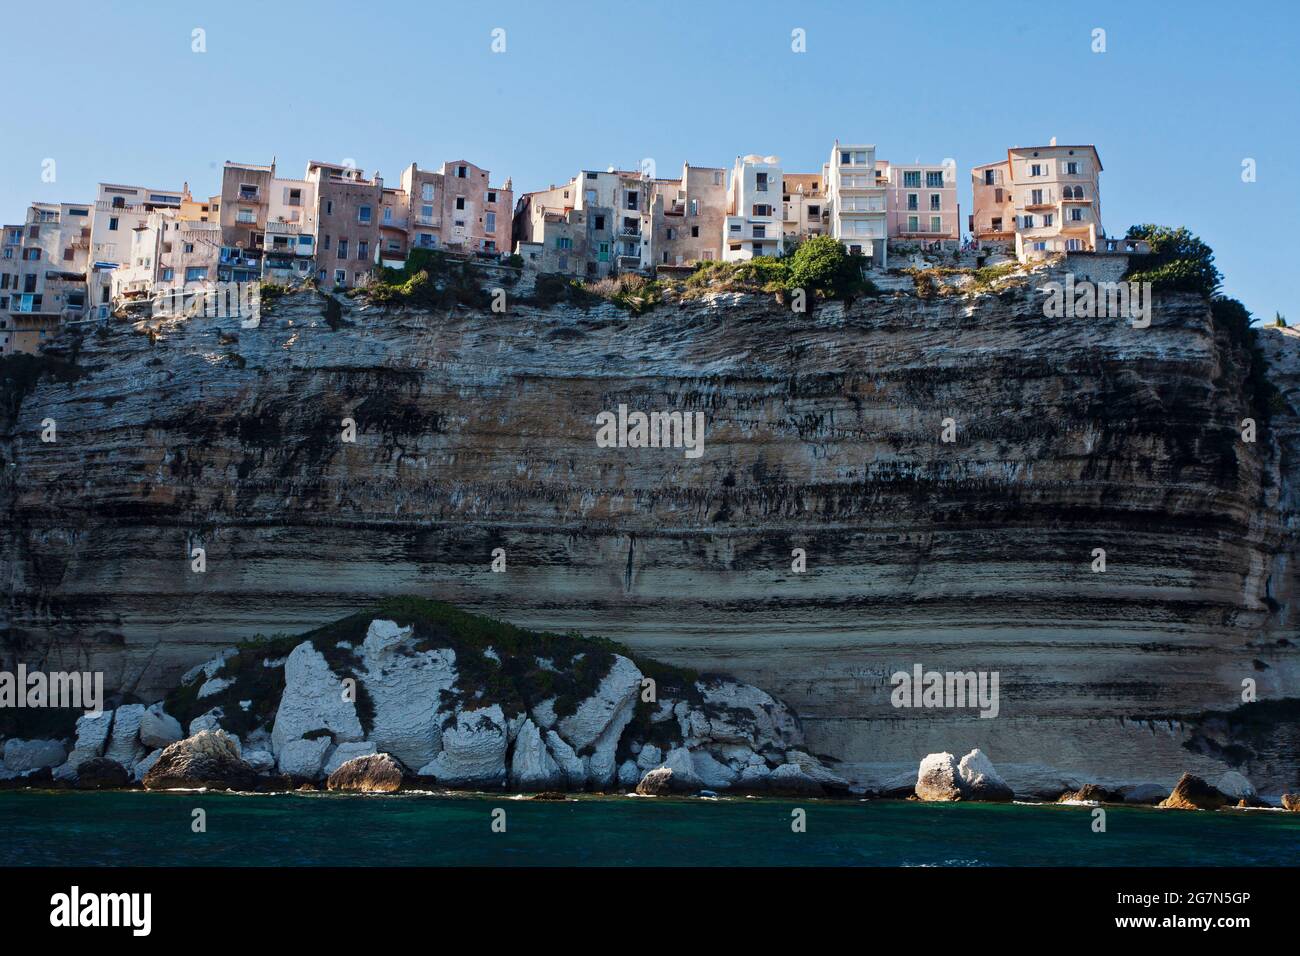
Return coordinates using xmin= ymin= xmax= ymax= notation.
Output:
xmin=1 ymin=791 xmax=1296 ymax=866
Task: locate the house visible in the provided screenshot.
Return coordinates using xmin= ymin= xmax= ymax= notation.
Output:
xmin=652 ymin=163 xmax=726 ymax=270
xmin=825 ymin=141 xmax=888 ymax=267
xmin=0 ymin=202 xmax=92 ymax=355
xmin=85 ymin=183 xmax=188 ymax=319
xmin=513 ymin=168 xmax=650 ymax=277
xmin=305 ymin=161 xmax=385 ymax=290
xmin=218 ymin=160 xmax=275 ymax=282
xmin=879 ymin=160 xmax=958 ymax=243
xmin=723 ymin=154 xmax=783 ymax=261
xmin=398 ymin=160 xmax=513 ymax=260
xmin=781 ymin=172 xmax=827 ymax=241
xmin=970 ymin=140 xmax=1103 ymax=260
xmin=262 ymin=172 xmax=317 ymax=284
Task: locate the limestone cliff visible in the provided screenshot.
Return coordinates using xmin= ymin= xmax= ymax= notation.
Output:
xmin=2 ymin=256 xmax=1298 ymax=792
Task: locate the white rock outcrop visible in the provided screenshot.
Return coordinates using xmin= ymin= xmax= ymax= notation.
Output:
xmin=358 ymin=620 xmax=456 ymax=770
xmin=544 ymin=730 xmax=587 ymax=789
xmin=509 ymin=719 xmax=562 ymax=791
xmin=55 ymin=710 xmax=115 ymax=777
xmin=785 ymin=750 xmax=849 ymax=791
xmin=662 ymin=746 xmax=703 ymax=792
xmin=188 ymin=708 xmax=226 ymax=736
xmin=271 ymin=642 xmax=364 ymax=756
xmin=956 ymin=749 xmax=1014 ymax=801
xmin=103 ymin=703 xmax=147 ymax=769
xmin=244 ymin=750 xmax=276 ymax=773
xmin=691 ymin=749 xmax=738 ymax=790
xmin=132 ymin=749 xmax=163 ymax=782
xmin=558 ymin=655 xmax=642 ymax=790
xmin=692 ymin=678 xmax=803 ymax=751
xmin=915 ymin=752 xmax=963 ymax=801
xmin=419 ymin=705 xmax=508 ymax=788
xmin=1215 ymin=771 xmax=1257 ymax=801
xmin=3 ymin=738 xmax=67 ymax=772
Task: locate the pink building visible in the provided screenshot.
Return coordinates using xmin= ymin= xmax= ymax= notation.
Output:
xmin=879 ymin=160 xmax=959 ymax=241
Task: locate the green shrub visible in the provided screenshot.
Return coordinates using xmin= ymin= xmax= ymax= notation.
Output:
xmin=1124 ymin=224 xmax=1222 ymax=296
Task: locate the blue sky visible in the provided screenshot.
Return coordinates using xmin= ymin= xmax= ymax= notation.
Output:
xmin=2 ymin=0 xmax=1297 ymax=320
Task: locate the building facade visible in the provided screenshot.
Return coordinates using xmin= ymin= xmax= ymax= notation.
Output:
xmin=0 ymin=202 xmax=92 ymax=355
xmin=825 ymin=141 xmax=888 ymax=267
xmin=970 ymin=142 xmax=1103 ymax=259
xmin=723 ymin=154 xmax=783 ymax=261
xmin=781 ymin=172 xmax=827 ymax=241
xmin=880 ymin=160 xmax=959 ymax=242
xmin=652 ymin=163 xmax=726 ymax=270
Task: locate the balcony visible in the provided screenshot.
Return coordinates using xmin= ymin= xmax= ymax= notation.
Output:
xmin=897 ymin=222 xmax=952 ymax=236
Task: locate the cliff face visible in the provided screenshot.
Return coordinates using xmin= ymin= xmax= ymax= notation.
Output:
xmin=3 ymin=259 xmax=1298 ymax=792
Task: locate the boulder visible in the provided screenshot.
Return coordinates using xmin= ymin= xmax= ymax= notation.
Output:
xmin=509 ymin=719 xmax=562 ymax=791
xmin=1058 ymin=783 xmax=1120 ymax=804
xmin=270 ymin=642 xmax=364 ymax=757
xmin=358 ymin=619 xmax=457 ymax=769
xmin=617 ymin=759 xmax=640 ymax=788
xmin=103 ymin=703 xmax=147 ymax=768
xmin=544 ymin=730 xmax=587 ymax=789
xmin=3 ymin=738 xmax=67 ymax=772
xmin=188 ymin=708 xmax=226 ymax=737
xmin=1214 ymin=771 xmax=1257 ymax=802
xmin=139 ymin=705 xmax=184 ymax=749
xmin=55 ymin=711 xmax=114 ymax=778
xmin=324 ymin=742 xmax=378 ymax=777
xmin=1119 ymin=783 xmax=1170 ymax=805
xmin=875 ymin=770 xmax=918 ymax=799
xmin=1158 ymin=773 xmax=1229 ymax=811
xmin=143 ymin=731 xmax=257 ymax=791
xmin=243 ymin=750 xmax=276 ymax=773
xmin=326 ymin=753 xmax=404 ymax=793
xmin=915 ymin=752 xmax=963 ymax=801
xmin=74 ymin=757 xmax=130 ymax=790
xmin=690 ymin=749 xmax=738 ymax=790
xmin=957 ymin=749 xmax=1014 ymax=802
xmin=635 ymin=767 xmax=674 ymax=795
xmin=766 ymin=763 xmax=824 ymax=797
xmin=1281 ymin=793 xmax=1300 ymax=812
xmin=419 ymin=705 xmax=508 ymax=788
xmin=784 ymin=750 xmax=850 ymax=792
xmin=279 ymin=737 xmax=332 ymax=780
xmin=132 ymin=749 xmax=163 ymax=782
xmin=636 ymin=743 xmax=663 ymax=771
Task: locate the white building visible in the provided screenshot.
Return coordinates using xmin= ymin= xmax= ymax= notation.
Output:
xmin=263 ymin=174 xmax=317 ymax=283
xmin=825 ymin=141 xmax=888 ymax=268
xmin=723 ymin=154 xmax=783 ymax=261
xmin=86 ymin=183 xmax=187 ymax=319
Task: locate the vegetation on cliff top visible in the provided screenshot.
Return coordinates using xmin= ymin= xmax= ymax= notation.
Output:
xmin=164 ymin=597 xmax=703 ymax=741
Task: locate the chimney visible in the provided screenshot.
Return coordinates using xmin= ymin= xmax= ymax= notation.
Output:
xmin=1049 ymin=136 xmax=1057 ymax=146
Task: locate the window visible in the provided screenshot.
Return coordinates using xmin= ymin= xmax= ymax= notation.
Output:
xmin=1066 ymin=161 xmax=1080 ymax=175
xmin=382 ymin=207 xmax=393 ymax=224
xmin=239 ymin=183 xmax=259 ymax=200
xmin=689 ymin=199 xmax=698 ymax=216
xmin=338 ymin=239 xmax=348 ymax=259
xmin=729 ymin=223 xmax=741 ymax=233
xmin=907 ymin=215 xmax=919 ymax=232
xmin=1069 ymin=207 xmax=1084 ymax=221
xmin=556 ymin=237 xmax=572 ymax=249
xmin=357 ymin=206 xmax=372 ymax=224
xmin=691 ymin=226 xmax=699 ymax=238
xmin=417 ymin=233 xmax=436 ymax=248
xmin=752 ymin=204 xmax=772 ymax=217
xmin=1021 ymin=215 xmax=1035 ymax=228
xmin=593 ymin=215 xmax=605 ymax=231
xmin=21 ymin=249 xmax=40 ymax=261
xmin=586 ymin=171 xmax=597 ymax=180
xmin=161 ymin=268 xmax=174 ymax=281
xmin=61 ymin=247 xmax=74 ymax=261
xmin=666 ymin=227 xmax=676 ymax=241
xmin=625 ymin=191 xmax=639 ymax=210
xmin=184 ymin=243 xmax=195 ymax=253
xmin=486 ymin=191 xmax=496 ymax=204
xmin=185 ymin=267 xmax=207 ymax=281
xmin=334 ymin=269 xmax=346 ymax=285
xmin=984 ymin=169 xmax=997 ymax=186
xmin=1032 ymin=241 xmax=1047 ymax=251
xmin=755 ymin=173 xmax=768 ymax=192
xmin=906 ymin=194 xmax=918 ymax=211
xmin=485 ymin=212 xmax=496 ymax=233
xmin=237 ymin=207 xmax=255 ymax=223
xmin=1030 ymin=163 xmax=1043 ymax=177
xmin=1043 ymin=213 xmax=1054 ymax=227
xmin=455 ymin=197 xmax=465 ymax=210
xmin=1066 ymin=238 xmax=1083 ymax=251
xmin=1031 ymin=189 xmax=1044 ymax=205
xmin=808 ymin=205 xmax=820 ymax=216
xmin=752 ymin=225 xmax=766 ymax=238
xmin=926 ymin=171 xmax=944 ymax=188
xmin=457 ymin=166 xmax=467 ymax=178
xmin=287 ymin=188 xmax=302 ymax=206
xmin=991 ymin=217 xmax=1002 ymax=232
xmin=323 ymin=234 xmax=331 ymax=250
xmin=358 ymin=240 xmax=368 ymax=259
xmin=421 ymin=204 xmax=434 ymax=221
xmin=325 ymin=200 xmax=333 ymax=215
xmin=109 ymin=218 xmax=119 ymax=231
xmin=903 ymin=171 xmax=921 ymax=188
xmin=930 ymin=216 xmax=942 ymax=233
xmin=929 ymin=194 xmax=941 ymax=211
xmin=422 ymin=183 xmax=434 ymax=201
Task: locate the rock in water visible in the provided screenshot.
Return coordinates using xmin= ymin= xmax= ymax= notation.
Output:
xmin=509 ymin=719 xmax=562 ymax=791
xmin=635 ymin=767 xmax=673 ymax=795
xmin=1158 ymin=773 xmax=1229 ymax=810
xmin=324 ymin=742 xmax=378 ymax=776
xmin=957 ymin=749 xmax=1014 ymax=802
xmin=1058 ymin=783 xmax=1120 ymax=803
xmin=915 ymin=752 xmax=963 ymax=801
xmin=143 ymin=731 xmax=257 ymax=791
xmin=326 ymin=753 xmax=404 ymax=793
xmin=1214 ymin=771 xmax=1256 ymax=802
xmin=766 ymin=763 xmax=824 ymax=796
xmin=1281 ymin=793 xmax=1300 ymax=812
xmin=74 ymin=757 xmax=130 ymax=790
